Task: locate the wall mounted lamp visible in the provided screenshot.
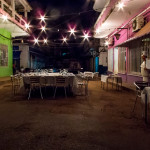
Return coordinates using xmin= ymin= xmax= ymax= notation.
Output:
xmin=114 ymin=33 xmax=120 ymax=40
xmin=114 ymin=28 xmax=128 ymax=40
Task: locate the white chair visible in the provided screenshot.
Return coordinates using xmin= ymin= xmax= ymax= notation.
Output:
xmin=45 ymin=76 xmax=55 ymax=87
xmin=28 ymin=76 xmax=43 ymax=100
xmin=53 ymin=76 xmax=69 ymax=98
xmin=11 ymin=75 xmax=22 ymax=95
xmin=76 ymin=76 xmax=88 ymax=96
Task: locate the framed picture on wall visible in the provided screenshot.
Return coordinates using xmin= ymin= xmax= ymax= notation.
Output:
xmin=0 ymin=44 xmax=8 ymax=67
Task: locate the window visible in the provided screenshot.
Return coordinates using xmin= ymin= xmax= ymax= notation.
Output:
xmin=129 ymin=40 xmax=142 ymax=74
xmin=0 ymin=44 xmax=8 ymax=67
xmin=108 ymin=48 xmax=113 ymax=72
xmin=118 ymin=47 xmax=126 ymax=74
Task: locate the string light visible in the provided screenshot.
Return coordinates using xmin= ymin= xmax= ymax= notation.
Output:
xmin=34 ymin=38 xmax=39 ymax=44
xmin=70 ymin=28 xmax=75 ymax=35
xmin=62 ymin=36 xmax=67 ymax=43
xmin=44 ymin=39 xmax=47 ymax=43
xmin=25 ymin=23 xmax=30 ymax=29
xmin=41 ymin=26 xmax=46 ymax=31
xmin=40 ymin=15 xmax=45 ymax=22
xmin=83 ymin=32 xmax=90 ymax=40
xmin=2 ymin=15 xmax=8 ymax=21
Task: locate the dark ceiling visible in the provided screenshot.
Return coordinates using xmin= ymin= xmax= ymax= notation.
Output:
xmin=26 ymin=0 xmax=99 ymax=58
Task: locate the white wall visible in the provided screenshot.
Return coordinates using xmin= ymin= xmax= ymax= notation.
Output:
xmin=19 ymin=45 xmax=30 ymax=68
xmin=108 ymin=48 xmax=113 ymax=72
xmin=114 ymin=48 xmax=118 ymax=74
xmin=99 ymin=52 xmax=108 ymax=66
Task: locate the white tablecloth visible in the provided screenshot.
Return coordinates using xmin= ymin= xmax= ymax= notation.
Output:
xmin=22 ymin=73 xmax=77 ymax=94
xmin=101 ymin=75 xmax=109 ymax=82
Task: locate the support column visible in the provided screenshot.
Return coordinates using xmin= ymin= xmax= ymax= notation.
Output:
xmin=1 ymin=0 xmax=4 ymax=9
xmin=11 ymin=0 xmax=15 ymax=18
xmin=24 ymin=9 xmax=27 ymax=19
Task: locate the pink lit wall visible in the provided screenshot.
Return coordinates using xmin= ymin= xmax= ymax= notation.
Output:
xmin=106 ymin=3 xmax=150 ymax=83
xmin=108 ymin=2 xmax=150 ymax=48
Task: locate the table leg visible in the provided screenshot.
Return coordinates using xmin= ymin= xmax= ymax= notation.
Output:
xmin=145 ymin=94 xmax=148 ymax=124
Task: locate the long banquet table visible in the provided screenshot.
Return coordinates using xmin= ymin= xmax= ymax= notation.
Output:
xmin=22 ymin=72 xmax=77 ymax=94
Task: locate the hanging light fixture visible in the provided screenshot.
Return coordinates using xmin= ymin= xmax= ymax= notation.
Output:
xmin=83 ymin=33 xmax=90 ymax=40
xmin=63 ymin=37 xmax=67 ymax=43
xmin=44 ymin=39 xmax=47 ymax=44
xmin=34 ymin=38 xmax=39 ymax=44
xmin=41 ymin=26 xmax=46 ymax=31
xmin=40 ymin=15 xmax=45 ymax=22
xmin=70 ymin=28 xmax=75 ymax=35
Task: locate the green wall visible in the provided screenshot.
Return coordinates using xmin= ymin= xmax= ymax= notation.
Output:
xmin=0 ymin=28 xmax=12 ymax=77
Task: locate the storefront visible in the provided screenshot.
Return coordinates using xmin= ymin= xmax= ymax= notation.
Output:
xmin=0 ymin=29 xmax=12 ymax=77
xmin=94 ymin=0 xmax=150 ymax=83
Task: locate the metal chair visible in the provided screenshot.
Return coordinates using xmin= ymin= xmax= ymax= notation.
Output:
xmin=132 ymin=81 xmax=149 ymax=113
xmin=28 ymin=76 xmax=43 ymax=100
xmin=53 ymin=76 xmax=68 ymax=98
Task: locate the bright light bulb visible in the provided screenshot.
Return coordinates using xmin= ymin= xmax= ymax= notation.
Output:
xmin=70 ymin=29 xmax=75 ymax=34
xmin=25 ymin=23 xmax=30 ymax=29
xmin=41 ymin=26 xmax=45 ymax=31
xmin=83 ymin=33 xmax=90 ymax=40
xmin=105 ymin=41 xmax=109 ymax=46
xmin=44 ymin=39 xmax=47 ymax=43
xmin=40 ymin=16 xmax=45 ymax=21
xmin=117 ymin=2 xmax=125 ymax=10
xmin=2 ymin=15 xmax=8 ymax=21
xmin=63 ymin=37 xmax=67 ymax=42
xmin=96 ymin=28 xmax=100 ymax=34
xmin=34 ymin=38 xmax=38 ymax=44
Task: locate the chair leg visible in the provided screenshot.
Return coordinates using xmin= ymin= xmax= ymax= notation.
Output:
xmin=85 ymin=84 xmax=88 ymax=96
xmin=28 ymin=88 xmax=32 ymax=100
xmin=14 ymin=86 xmax=16 ymax=95
xmin=64 ymin=87 xmax=67 ymax=98
xmin=53 ymin=87 xmax=57 ymax=99
xmin=40 ymin=87 xmax=43 ymax=99
xmin=12 ymin=83 xmax=14 ymax=95
xmin=132 ymin=95 xmax=138 ymax=113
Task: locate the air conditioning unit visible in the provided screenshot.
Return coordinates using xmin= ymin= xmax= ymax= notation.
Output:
xmin=132 ymin=16 xmax=144 ymax=32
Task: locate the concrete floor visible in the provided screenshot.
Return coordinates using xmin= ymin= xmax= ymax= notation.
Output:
xmin=0 ymin=81 xmax=150 ymax=150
